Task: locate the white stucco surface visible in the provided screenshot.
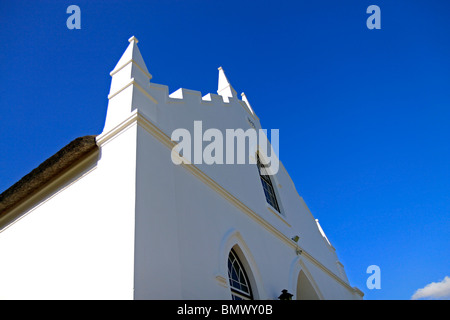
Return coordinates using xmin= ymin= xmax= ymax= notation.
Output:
xmin=0 ymin=37 xmax=363 ymax=300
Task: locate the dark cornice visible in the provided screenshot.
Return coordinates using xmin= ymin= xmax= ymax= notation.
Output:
xmin=0 ymin=135 xmax=98 ymax=217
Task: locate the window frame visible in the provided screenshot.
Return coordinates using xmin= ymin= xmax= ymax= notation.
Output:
xmin=256 ymin=154 xmax=281 ymax=213
xmin=227 ymin=249 xmax=253 ymax=300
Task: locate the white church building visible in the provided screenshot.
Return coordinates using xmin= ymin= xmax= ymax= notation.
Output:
xmin=0 ymin=37 xmax=364 ymax=300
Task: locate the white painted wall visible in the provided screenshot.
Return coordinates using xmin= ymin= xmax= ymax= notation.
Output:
xmin=0 ymin=37 xmax=363 ymax=300
xmin=131 ymin=119 xmax=361 ymax=300
xmin=0 ymin=125 xmax=138 ymax=299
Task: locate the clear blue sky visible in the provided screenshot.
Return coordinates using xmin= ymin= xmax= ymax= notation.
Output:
xmin=1 ymin=0 xmax=449 ymax=300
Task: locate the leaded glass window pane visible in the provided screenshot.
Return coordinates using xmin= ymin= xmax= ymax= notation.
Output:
xmin=257 ymin=155 xmax=280 ymax=212
xmin=227 ymin=249 xmax=253 ymax=300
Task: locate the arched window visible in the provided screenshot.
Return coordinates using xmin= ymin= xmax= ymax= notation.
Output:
xmin=257 ymin=154 xmax=280 ymax=212
xmin=227 ymin=249 xmax=253 ymax=300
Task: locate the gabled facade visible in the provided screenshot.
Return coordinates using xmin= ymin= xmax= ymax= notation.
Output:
xmin=0 ymin=37 xmax=363 ymax=300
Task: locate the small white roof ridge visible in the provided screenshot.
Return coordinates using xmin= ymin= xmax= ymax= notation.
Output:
xmin=315 ymin=219 xmax=332 ymax=246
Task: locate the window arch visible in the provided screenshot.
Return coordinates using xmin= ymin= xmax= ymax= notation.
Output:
xmin=256 ymin=154 xmax=280 ymax=212
xmin=296 ymin=270 xmax=320 ymax=300
xmin=227 ymin=249 xmax=253 ymax=300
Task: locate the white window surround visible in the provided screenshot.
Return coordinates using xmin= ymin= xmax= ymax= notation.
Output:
xmin=228 ymin=249 xmax=253 ymax=300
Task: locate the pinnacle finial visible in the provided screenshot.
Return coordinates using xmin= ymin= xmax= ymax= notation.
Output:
xmin=128 ymin=36 xmax=139 ymax=44
xmin=217 ymin=66 xmax=237 ymax=101
xmin=110 ymin=36 xmax=152 ymax=80
xmin=241 ymin=92 xmax=255 ymax=115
